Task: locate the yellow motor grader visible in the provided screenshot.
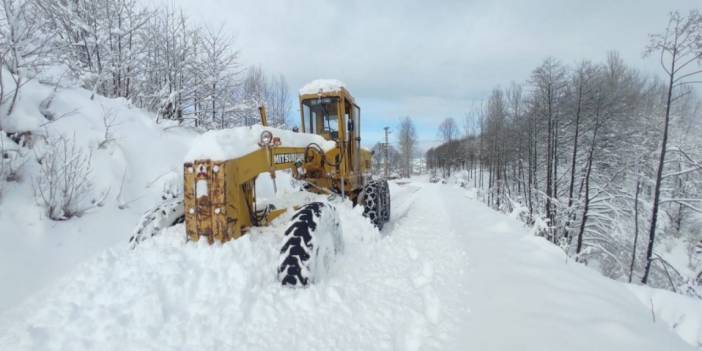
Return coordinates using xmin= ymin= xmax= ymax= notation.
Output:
xmin=130 ymin=80 xmax=391 ymax=286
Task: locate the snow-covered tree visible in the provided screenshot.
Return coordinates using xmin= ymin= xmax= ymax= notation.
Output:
xmin=0 ymin=0 xmax=53 ymax=117
xmin=397 ymin=117 xmax=417 ymax=178
xmin=642 ymin=9 xmax=702 ymax=285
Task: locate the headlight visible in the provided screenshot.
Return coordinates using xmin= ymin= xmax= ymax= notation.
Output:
xmin=259 ymin=131 xmax=273 ymax=146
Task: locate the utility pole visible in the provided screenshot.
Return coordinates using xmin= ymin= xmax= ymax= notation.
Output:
xmin=383 ymin=126 xmax=390 ymax=178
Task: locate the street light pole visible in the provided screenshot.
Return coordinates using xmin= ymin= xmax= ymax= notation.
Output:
xmin=383 ymin=126 xmax=390 ymax=178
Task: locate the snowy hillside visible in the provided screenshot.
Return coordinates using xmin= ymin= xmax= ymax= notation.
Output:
xmin=0 ymin=173 xmax=699 ymax=349
xmin=0 ymin=75 xmax=199 ymax=312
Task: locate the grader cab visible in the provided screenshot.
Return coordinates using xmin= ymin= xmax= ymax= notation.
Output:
xmin=131 ymin=79 xmax=391 ymax=287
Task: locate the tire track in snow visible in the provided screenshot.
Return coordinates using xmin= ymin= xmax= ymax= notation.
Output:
xmin=384 ymin=182 xmax=472 ymax=350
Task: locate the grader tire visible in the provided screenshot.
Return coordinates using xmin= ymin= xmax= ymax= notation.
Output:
xmin=278 ymin=202 xmax=342 ymax=287
xmin=381 ymin=180 xmax=391 ymax=222
xmin=129 ymin=196 xmax=184 ymax=249
xmin=362 ymin=181 xmax=384 ymax=230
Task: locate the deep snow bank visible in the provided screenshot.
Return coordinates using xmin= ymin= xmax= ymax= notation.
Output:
xmin=0 ymin=194 xmax=381 ymax=351
xmin=628 ymin=284 xmax=702 ymax=347
xmin=1 ymin=180 xmax=696 ymax=351
xmin=0 ymin=76 xmax=198 ymax=312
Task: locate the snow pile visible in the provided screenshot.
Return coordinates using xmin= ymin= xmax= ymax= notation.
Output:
xmin=298 ymin=79 xmax=346 ymax=95
xmin=628 ymin=284 xmax=702 ymax=347
xmin=1 ymin=180 xmax=696 ymax=350
xmin=184 ymin=125 xmax=336 ymax=162
xmin=0 ymin=195 xmax=383 ymax=351
xmin=0 ymin=73 xmax=198 ymax=312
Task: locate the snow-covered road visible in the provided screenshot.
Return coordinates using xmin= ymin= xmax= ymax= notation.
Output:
xmin=0 ymin=180 xmax=694 ymax=350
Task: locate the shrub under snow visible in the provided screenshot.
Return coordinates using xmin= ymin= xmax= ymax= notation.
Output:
xmin=33 ymin=135 xmax=97 ymax=220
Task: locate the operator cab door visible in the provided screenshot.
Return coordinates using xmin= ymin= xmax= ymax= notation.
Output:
xmin=343 ymin=100 xmax=361 ymax=178
xmin=351 ymin=104 xmax=361 ymax=176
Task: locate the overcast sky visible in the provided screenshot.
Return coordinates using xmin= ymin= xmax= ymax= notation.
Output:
xmin=172 ymin=0 xmax=700 ymax=150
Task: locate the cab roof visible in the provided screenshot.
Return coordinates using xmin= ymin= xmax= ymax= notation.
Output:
xmin=299 ymin=79 xmax=345 ymax=95
xmin=299 ymin=79 xmax=356 ymax=105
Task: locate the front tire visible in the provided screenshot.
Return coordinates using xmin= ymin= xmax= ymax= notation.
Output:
xmin=130 ymin=196 xmax=184 ymax=249
xmin=278 ymin=202 xmax=343 ymax=287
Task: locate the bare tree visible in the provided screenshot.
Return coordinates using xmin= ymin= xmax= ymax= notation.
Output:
xmin=266 ymin=73 xmax=290 ymax=127
xmin=242 ymin=65 xmax=266 ymax=114
xmin=240 ymin=67 xmax=290 ymax=127
xmin=642 ymin=10 xmax=702 ymax=284
xmin=397 ymin=117 xmax=417 ymax=178
xmin=372 ymin=142 xmax=400 ymax=176
xmin=438 ymin=117 xmax=459 ymax=142
xmin=564 ymin=61 xmax=598 ymax=241
xmin=530 ymin=57 xmax=567 ymax=241
xmin=198 ymin=26 xmax=241 ymax=129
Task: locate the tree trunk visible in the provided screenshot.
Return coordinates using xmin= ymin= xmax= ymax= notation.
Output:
xmin=642 ymin=50 xmax=676 ymax=285
xmin=565 ymin=84 xmax=583 ymax=240
xmin=576 ymin=109 xmax=601 ymax=257
xmin=545 ymin=91 xmax=553 ymax=233
xmin=629 ymin=178 xmax=641 ymax=283
xmin=575 ymin=152 xmax=593 ymax=258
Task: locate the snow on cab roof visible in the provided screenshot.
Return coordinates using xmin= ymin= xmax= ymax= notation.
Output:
xmin=184 ymin=125 xmax=336 ymax=162
xmin=299 ymin=79 xmax=346 ymax=95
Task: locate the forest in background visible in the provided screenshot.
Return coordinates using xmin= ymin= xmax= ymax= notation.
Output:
xmin=0 ymin=0 xmax=290 ymax=131
xmin=426 ymin=11 xmax=702 ymax=296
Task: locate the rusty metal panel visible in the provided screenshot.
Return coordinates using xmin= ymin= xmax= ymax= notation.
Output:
xmin=211 ymin=161 xmax=227 ymax=243
xmin=183 ymin=162 xmax=198 ymax=242
xmin=193 ymin=160 xmax=214 ymax=244
xmin=224 ymin=161 xmax=251 ymax=240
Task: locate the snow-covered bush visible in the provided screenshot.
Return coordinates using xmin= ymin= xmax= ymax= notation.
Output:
xmin=98 ymin=105 xmax=118 ymax=149
xmin=0 ymin=132 xmax=29 ymax=189
xmin=33 ymin=135 xmax=95 ymax=220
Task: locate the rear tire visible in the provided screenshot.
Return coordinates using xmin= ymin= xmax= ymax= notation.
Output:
xmin=361 ymin=181 xmax=383 ymax=230
xmin=130 ymin=196 xmax=184 ymax=249
xmin=380 ymin=180 xmax=391 ymax=222
xmin=278 ymin=202 xmax=343 ymax=287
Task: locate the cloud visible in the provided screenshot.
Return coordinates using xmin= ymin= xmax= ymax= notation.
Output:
xmin=166 ymin=0 xmax=699 ymax=142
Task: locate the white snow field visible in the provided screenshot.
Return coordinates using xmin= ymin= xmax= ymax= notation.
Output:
xmin=0 ymin=180 xmax=696 ymax=351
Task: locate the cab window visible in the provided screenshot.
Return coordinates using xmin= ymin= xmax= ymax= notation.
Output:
xmin=302 ymin=97 xmax=340 ymax=140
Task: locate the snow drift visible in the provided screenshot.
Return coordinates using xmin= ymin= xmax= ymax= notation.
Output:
xmin=0 ymin=73 xmax=197 ymax=312
xmin=184 ymin=124 xmax=335 ymax=162
xmin=1 ymin=181 xmax=697 ymax=351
